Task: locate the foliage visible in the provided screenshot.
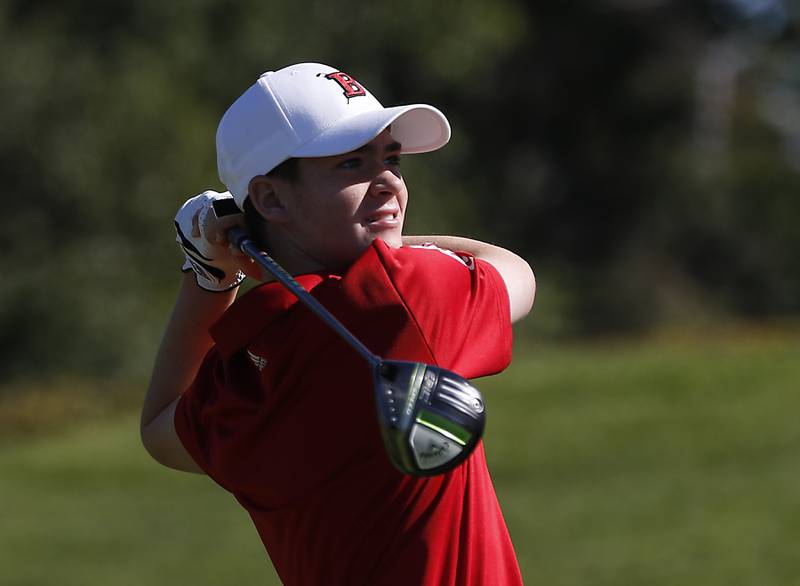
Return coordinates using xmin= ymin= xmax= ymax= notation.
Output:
xmin=2 ymin=0 xmax=799 ymax=381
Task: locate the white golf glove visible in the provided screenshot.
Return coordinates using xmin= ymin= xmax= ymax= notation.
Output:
xmin=175 ymin=190 xmax=247 ymax=292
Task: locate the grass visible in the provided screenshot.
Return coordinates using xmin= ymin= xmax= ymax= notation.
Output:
xmin=1 ymin=328 xmax=799 ymax=585
xmin=483 ymin=328 xmax=800 ymax=585
xmin=0 ymin=414 xmax=276 ymax=586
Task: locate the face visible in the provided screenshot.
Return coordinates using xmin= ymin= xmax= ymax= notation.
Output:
xmin=270 ymin=129 xmax=408 ymax=270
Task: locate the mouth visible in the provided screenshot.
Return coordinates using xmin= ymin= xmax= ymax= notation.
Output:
xmin=362 ymin=208 xmax=401 ymax=231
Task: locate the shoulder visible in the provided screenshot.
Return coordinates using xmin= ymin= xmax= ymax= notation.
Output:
xmin=402 ymin=243 xmax=476 ymax=268
xmin=371 ymin=240 xmax=477 ymax=275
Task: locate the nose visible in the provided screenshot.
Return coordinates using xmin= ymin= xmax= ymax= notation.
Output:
xmin=369 ymin=166 xmax=403 ymax=199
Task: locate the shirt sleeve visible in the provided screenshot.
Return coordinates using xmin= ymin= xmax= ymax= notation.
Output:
xmin=172 ymin=352 xmax=218 ymax=474
xmin=173 ymin=349 xmax=258 ymax=491
xmin=374 ymin=242 xmax=513 ymax=379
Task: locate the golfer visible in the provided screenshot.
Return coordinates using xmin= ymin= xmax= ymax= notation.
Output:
xmin=141 ymin=62 xmax=535 ymax=585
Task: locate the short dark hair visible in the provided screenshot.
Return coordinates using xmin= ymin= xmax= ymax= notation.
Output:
xmin=242 ymin=158 xmax=300 ymax=250
xmin=243 ymin=197 xmax=268 ymax=250
xmin=267 ymin=157 xmax=300 ymax=182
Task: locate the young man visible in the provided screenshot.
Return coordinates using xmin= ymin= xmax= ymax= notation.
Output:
xmin=141 ymin=63 xmax=535 ymax=585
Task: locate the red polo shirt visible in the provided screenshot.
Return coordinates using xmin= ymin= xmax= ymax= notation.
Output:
xmin=175 ymin=240 xmax=522 ymax=585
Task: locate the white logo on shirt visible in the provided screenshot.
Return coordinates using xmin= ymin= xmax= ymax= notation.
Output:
xmin=457 ymin=254 xmax=475 ymax=270
xmin=408 ymin=244 xmax=475 ymax=270
xmin=246 ymin=349 xmax=268 ymax=371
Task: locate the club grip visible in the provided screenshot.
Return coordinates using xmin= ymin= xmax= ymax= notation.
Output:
xmin=227 ymin=226 xmax=251 ymax=251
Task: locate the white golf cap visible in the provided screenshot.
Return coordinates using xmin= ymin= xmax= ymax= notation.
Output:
xmin=216 ymin=62 xmax=451 ymax=208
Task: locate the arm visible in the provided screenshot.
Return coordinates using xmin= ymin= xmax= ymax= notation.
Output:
xmin=141 ymin=191 xmax=252 ymax=472
xmin=140 ymin=274 xmax=238 ymax=473
xmin=403 ymin=235 xmax=535 ymax=323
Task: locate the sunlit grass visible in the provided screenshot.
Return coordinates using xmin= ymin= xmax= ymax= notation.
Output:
xmin=0 ymin=415 xmax=276 ymax=586
xmin=483 ymin=329 xmax=800 ymax=585
xmin=2 ymin=328 xmax=798 ymax=585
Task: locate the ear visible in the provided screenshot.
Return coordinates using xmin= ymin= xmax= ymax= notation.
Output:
xmin=248 ymin=175 xmax=290 ymax=224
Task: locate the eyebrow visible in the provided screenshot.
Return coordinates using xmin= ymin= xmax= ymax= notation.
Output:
xmin=354 ymin=140 xmax=402 ymax=154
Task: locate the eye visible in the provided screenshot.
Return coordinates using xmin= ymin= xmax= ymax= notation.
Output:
xmin=385 ymin=155 xmax=402 ymax=166
xmin=337 ymin=157 xmax=362 ymax=169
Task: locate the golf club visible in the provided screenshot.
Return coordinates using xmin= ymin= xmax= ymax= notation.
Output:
xmin=227 ymin=227 xmax=486 ymax=477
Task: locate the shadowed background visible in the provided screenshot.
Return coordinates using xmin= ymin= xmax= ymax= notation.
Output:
xmin=2 ymin=0 xmax=799 ymax=584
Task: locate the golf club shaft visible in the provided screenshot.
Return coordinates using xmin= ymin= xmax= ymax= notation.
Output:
xmin=228 ymin=227 xmax=380 ymax=368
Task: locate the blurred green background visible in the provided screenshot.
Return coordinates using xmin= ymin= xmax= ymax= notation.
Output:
xmin=2 ymin=0 xmax=799 ymax=584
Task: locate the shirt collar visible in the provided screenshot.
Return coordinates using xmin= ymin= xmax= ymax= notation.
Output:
xmin=209 ymin=241 xmax=390 ymax=360
xmin=210 ymin=273 xmax=329 ymax=360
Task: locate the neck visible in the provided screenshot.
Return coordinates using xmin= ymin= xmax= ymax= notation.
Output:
xmin=256 ymin=226 xmax=328 ymax=281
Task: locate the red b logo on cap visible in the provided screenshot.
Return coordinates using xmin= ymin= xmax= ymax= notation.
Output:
xmin=325 ymin=72 xmax=367 ymax=99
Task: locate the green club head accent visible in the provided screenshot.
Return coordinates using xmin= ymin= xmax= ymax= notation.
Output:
xmin=374 ymin=361 xmax=485 ymax=476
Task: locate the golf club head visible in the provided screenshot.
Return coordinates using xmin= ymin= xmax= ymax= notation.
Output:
xmin=374 ymin=360 xmax=486 ymax=476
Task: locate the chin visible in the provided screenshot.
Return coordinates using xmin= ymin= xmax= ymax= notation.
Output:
xmin=372 ymin=232 xmax=403 ymax=248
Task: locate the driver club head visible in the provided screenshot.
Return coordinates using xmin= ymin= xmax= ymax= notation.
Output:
xmin=374 ymin=360 xmax=486 ymax=476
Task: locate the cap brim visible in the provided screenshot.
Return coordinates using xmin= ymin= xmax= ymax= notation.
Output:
xmin=291 ymin=104 xmax=450 ymax=158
